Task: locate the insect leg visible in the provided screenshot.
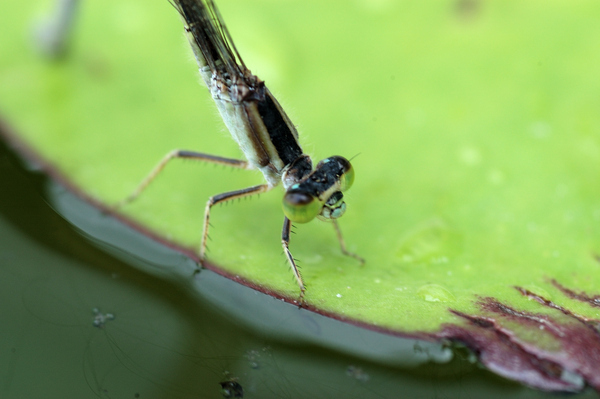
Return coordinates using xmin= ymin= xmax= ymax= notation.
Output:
xmin=115 ymin=149 xmax=252 ymax=208
xmin=281 ymin=217 xmax=305 ymax=300
xmin=201 ymin=184 xmax=273 ymax=263
xmin=332 ymin=219 xmax=365 ymax=265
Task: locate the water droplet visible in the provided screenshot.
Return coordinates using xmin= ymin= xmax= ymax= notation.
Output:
xmin=458 ymin=145 xmax=482 ymax=166
xmin=245 ymin=350 xmax=261 ymax=369
xmin=417 ymin=284 xmax=455 ymax=303
xmin=346 ymin=365 xmax=370 ymax=382
xmin=304 ymin=254 xmax=324 ymax=264
xmin=555 ymin=183 xmax=569 ymax=198
xmin=336 ymin=294 xmax=342 ymax=298
xmin=487 ymin=169 xmax=505 ymax=185
xmin=527 ymin=222 xmax=538 ymax=232
xmin=395 ymin=218 xmax=461 ymax=264
xmin=467 ymin=352 xmax=477 ymax=363
xmin=406 ymin=107 xmax=426 ymax=127
xmin=530 ymin=121 xmax=552 ymax=139
xmin=220 ymin=380 xmax=243 ymax=398
xmin=92 ymin=308 xmax=115 ymax=328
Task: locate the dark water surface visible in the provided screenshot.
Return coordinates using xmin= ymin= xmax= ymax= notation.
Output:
xmin=0 ymin=138 xmax=593 ymax=399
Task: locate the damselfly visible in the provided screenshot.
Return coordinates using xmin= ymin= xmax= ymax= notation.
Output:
xmin=39 ymin=0 xmax=364 ymax=299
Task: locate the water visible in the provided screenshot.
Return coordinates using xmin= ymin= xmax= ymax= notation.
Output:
xmin=0 ymin=136 xmax=592 ymax=399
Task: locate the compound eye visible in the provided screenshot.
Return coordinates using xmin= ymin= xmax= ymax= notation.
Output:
xmin=338 ymin=160 xmax=354 ymax=192
xmin=282 ymin=191 xmax=322 ymax=223
xmin=318 ymin=156 xmax=354 ymax=192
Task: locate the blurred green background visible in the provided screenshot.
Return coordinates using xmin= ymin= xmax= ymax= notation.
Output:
xmin=1 ymin=0 xmax=600 ymax=343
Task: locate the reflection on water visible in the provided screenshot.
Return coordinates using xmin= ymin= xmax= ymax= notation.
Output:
xmin=0 ymin=136 xmax=589 ymax=399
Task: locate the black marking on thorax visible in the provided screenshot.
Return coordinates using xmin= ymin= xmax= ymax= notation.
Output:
xmin=257 ymin=92 xmax=303 ymax=166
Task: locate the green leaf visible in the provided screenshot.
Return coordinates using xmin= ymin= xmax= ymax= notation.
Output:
xmin=2 ymin=0 xmax=600 ymax=391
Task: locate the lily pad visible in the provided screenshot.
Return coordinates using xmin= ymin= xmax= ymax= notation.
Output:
xmin=2 ymin=0 xmax=600 ymax=392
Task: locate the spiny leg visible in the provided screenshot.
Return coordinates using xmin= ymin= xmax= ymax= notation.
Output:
xmin=201 ymin=184 xmax=273 ymax=264
xmin=115 ymin=149 xmax=252 ymax=209
xmin=281 ymin=217 xmax=305 ymax=300
xmin=332 ymin=219 xmax=365 ymax=265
